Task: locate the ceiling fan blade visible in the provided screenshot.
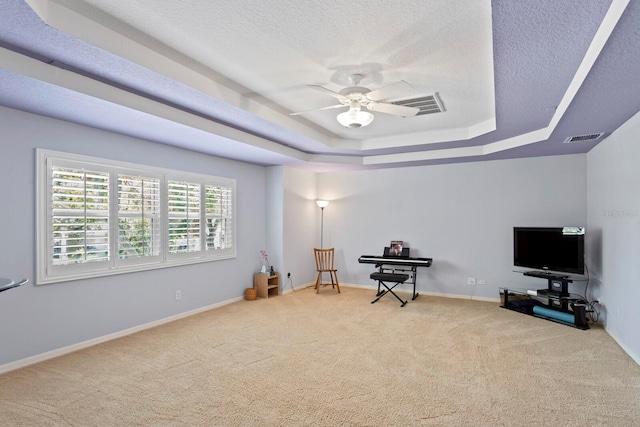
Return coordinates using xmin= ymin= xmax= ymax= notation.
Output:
xmin=289 ymin=104 xmax=347 ymax=116
xmin=308 ymin=85 xmax=348 ymax=101
xmin=367 ymin=80 xmax=415 ymax=102
xmin=368 ymin=102 xmax=420 ymax=117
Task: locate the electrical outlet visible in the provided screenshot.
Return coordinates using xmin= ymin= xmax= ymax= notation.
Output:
xmin=478 ymin=279 xmax=486 ymax=285
xmin=467 ymin=277 xmax=476 ymax=286
xmin=287 ymin=272 xmax=291 ymax=278
xmin=175 ymin=290 xmax=182 ymax=300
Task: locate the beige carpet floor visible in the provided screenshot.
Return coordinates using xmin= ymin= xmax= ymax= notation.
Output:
xmin=1 ymin=286 xmax=639 ymax=426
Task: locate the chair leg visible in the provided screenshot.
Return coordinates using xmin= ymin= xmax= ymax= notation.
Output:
xmin=316 ymin=271 xmax=340 ymax=294
xmin=332 ymin=271 xmax=341 ymax=293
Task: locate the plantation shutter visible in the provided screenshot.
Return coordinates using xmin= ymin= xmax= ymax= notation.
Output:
xmin=205 ymin=184 xmax=233 ymax=251
xmin=51 ymin=166 xmax=110 ymax=265
xmin=117 ymin=174 xmax=161 ymax=260
xmin=167 ymin=180 xmax=201 ymax=254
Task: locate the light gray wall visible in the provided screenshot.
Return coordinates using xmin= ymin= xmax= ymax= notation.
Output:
xmin=282 ymin=167 xmax=318 ymax=288
xmin=0 ymin=106 xmax=267 ymax=366
xmin=266 ymin=166 xmax=284 ymax=282
xmin=317 ymin=155 xmax=587 ymax=300
xmin=587 ymin=111 xmax=640 ymax=363
xmin=264 ymin=166 xmax=318 ymax=291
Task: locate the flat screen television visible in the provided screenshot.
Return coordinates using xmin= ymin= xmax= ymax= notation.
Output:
xmin=513 ymin=227 xmax=585 ymax=275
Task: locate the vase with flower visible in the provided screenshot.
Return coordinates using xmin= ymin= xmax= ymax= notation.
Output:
xmin=260 ymin=250 xmax=270 ymax=274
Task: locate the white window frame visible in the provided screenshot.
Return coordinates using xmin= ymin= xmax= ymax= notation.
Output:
xmin=37 ymin=149 xmax=237 ymax=284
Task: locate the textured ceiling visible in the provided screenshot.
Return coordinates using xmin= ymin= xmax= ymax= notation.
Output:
xmin=1 ymin=0 xmax=639 ymax=171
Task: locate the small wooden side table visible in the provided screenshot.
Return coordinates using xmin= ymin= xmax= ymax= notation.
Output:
xmin=254 ymin=273 xmax=279 ymax=298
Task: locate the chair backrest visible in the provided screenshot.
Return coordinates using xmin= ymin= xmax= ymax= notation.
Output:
xmin=314 ymin=248 xmax=335 ymax=272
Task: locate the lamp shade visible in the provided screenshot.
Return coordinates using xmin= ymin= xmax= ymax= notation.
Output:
xmin=316 ymin=200 xmax=329 ymax=208
xmin=337 ymin=109 xmax=374 ymax=128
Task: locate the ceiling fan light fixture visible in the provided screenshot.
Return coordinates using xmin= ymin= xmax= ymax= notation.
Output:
xmin=337 ymin=109 xmax=374 ymax=128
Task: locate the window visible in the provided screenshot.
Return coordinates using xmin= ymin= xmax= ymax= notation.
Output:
xmin=167 ymin=180 xmax=201 ymax=254
xmin=205 ymin=184 xmax=233 ymax=251
xmin=52 ymin=166 xmax=110 ymax=267
xmin=37 ymin=149 xmax=236 ymax=284
xmin=117 ymin=173 xmax=161 ymax=263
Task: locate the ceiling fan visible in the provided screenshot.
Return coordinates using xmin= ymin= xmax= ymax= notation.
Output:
xmin=290 ymin=74 xmax=420 ymax=128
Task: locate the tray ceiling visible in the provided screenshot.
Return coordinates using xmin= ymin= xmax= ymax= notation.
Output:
xmin=1 ymin=0 xmax=639 ymax=171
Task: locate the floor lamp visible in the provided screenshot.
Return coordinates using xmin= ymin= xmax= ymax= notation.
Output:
xmin=316 ymin=200 xmax=329 ymax=248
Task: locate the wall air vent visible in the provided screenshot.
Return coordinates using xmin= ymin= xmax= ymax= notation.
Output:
xmin=563 ymin=133 xmax=605 ymax=143
xmin=391 ymin=93 xmax=445 ymax=116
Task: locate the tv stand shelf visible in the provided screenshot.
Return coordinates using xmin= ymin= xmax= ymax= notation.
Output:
xmin=500 ymin=271 xmax=589 ymax=330
xmin=522 ymin=270 xmax=569 ymax=280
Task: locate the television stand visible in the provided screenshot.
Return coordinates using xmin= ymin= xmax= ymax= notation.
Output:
xmin=499 ymin=271 xmax=589 ymax=330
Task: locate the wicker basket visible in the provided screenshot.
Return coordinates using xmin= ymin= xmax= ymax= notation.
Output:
xmin=245 ymin=287 xmax=257 ymax=300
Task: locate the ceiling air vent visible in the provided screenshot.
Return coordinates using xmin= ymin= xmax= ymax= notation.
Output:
xmin=391 ymin=93 xmax=445 ymax=116
xmin=563 ymin=133 xmax=605 ymax=144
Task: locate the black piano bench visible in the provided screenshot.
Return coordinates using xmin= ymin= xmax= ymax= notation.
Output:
xmin=370 ymin=272 xmax=410 ymax=307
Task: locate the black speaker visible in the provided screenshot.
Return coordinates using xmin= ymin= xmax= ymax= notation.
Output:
xmin=572 ymin=303 xmax=589 ymax=329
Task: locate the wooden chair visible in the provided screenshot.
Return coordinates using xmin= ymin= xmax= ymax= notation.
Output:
xmin=314 ymin=248 xmax=340 ymax=294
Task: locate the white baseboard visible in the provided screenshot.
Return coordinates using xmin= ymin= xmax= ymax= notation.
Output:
xmin=280 ymin=281 xmax=315 ymax=294
xmin=0 ymin=296 xmax=243 ymax=375
xmin=604 ymin=328 xmax=640 ymax=366
xmin=340 ymin=282 xmax=500 ymax=303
